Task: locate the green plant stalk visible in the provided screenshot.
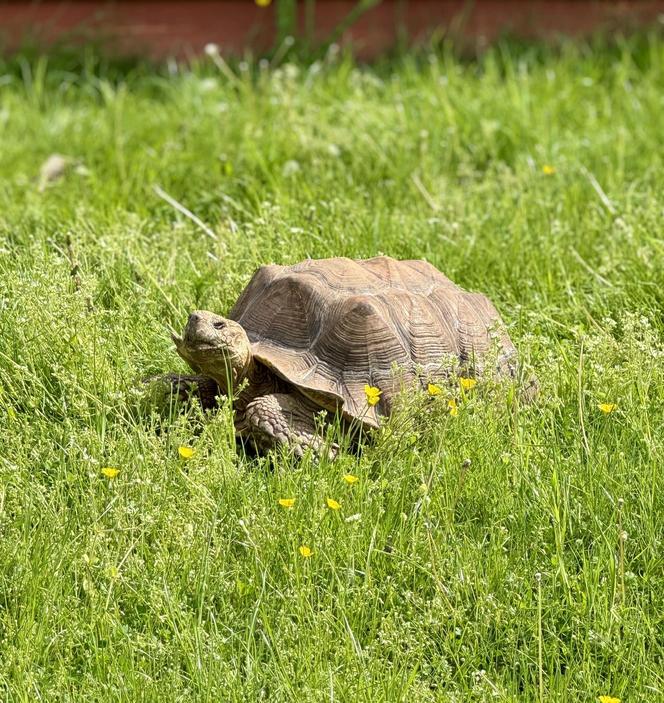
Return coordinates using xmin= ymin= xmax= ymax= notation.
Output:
xmin=275 ymin=0 xmax=298 ymax=43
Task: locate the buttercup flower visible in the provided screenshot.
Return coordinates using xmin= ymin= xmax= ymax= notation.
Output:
xmin=299 ymin=545 xmax=313 ymax=558
xmin=255 ymin=0 xmax=271 ymax=6
xmin=598 ymin=403 xmax=617 ymax=414
xmin=364 ymin=385 xmax=382 ymax=406
xmin=427 ymin=383 xmax=442 ymax=395
xmin=278 ymin=498 xmax=296 ymax=508
xmin=542 ymin=164 xmax=556 ymax=175
xmin=459 ymin=377 xmax=477 ymax=391
xmin=343 ymin=474 xmax=359 ymax=485
xmin=598 ymin=696 xmax=620 ymax=703
xmin=326 ymin=497 xmax=341 ymax=510
xmin=178 ymin=446 xmax=195 ymax=459
xmin=448 ymin=398 xmax=459 ymax=417
xmin=101 ymin=467 xmax=120 ymax=479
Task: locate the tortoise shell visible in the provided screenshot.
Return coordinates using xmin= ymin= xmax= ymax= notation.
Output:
xmin=229 ymin=256 xmax=516 ymax=428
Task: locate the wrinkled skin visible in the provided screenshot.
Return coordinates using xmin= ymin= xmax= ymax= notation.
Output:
xmin=168 ymin=310 xmax=337 ymax=459
xmin=172 ymin=311 xmax=253 ymax=395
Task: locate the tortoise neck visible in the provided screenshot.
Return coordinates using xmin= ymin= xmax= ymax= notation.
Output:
xmin=235 ymin=360 xmax=280 ymax=412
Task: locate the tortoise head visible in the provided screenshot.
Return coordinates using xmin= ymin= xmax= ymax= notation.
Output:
xmin=172 ymin=311 xmax=252 ymax=393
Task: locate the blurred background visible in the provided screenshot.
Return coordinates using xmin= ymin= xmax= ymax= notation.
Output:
xmin=2 ymin=0 xmax=664 ymax=60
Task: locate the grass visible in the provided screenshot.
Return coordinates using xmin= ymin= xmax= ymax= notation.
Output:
xmin=0 ymin=36 xmax=663 ymax=702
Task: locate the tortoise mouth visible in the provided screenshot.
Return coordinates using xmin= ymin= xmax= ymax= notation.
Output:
xmin=172 ymin=334 xmax=232 ymax=382
xmin=172 ymin=330 xmax=222 ymax=351
xmin=173 ymin=334 xmax=227 ymax=360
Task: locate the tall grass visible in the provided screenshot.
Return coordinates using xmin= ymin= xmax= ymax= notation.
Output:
xmin=0 ymin=36 xmax=663 ymax=701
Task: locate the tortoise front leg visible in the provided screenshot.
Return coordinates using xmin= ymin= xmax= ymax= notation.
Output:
xmin=240 ymin=393 xmax=338 ymax=460
xmin=144 ymin=373 xmax=221 ymax=410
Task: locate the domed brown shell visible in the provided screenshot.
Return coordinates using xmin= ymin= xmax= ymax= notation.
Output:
xmin=229 ymin=256 xmax=517 ymax=428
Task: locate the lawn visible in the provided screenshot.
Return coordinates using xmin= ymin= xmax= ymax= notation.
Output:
xmin=0 ymin=36 xmax=663 ymax=702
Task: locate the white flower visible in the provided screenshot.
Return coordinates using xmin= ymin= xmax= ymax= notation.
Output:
xmin=282 ymin=160 xmax=300 ymax=177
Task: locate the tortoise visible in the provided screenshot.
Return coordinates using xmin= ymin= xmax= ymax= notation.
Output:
xmin=166 ymin=256 xmax=523 ymax=458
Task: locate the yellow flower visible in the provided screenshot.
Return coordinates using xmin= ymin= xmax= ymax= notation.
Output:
xmin=299 ymin=545 xmax=312 ymax=558
xmin=459 ymin=377 xmax=477 ymax=391
xmin=255 ymin=0 xmax=271 ymax=5
xmin=448 ymin=398 xmax=458 ymax=417
xmin=364 ymin=384 xmax=382 ymax=406
xmin=101 ymin=467 xmax=119 ymax=479
xmin=598 ymin=696 xmax=620 ymax=703
xmin=598 ymin=403 xmax=617 ymax=414
xmin=278 ymin=497 xmax=296 ymax=508
xmin=542 ymin=164 xmax=556 ymax=175
xmin=326 ymin=497 xmax=341 ymax=510
xmin=427 ymin=383 xmax=442 ymax=396
xmin=178 ymin=446 xmax=195 ymax=459
xmin=343 ymin=474 xmax=359 ymax=485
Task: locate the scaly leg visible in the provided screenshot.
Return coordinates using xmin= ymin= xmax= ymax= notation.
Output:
xmin=144 ymin=373 xmax=220 ymax=410
xmin=240 ymin=393 xmax=338 ymax=460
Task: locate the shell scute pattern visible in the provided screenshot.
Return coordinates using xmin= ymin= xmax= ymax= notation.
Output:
xmin=230 ymin=256 xmax=517 ymax=427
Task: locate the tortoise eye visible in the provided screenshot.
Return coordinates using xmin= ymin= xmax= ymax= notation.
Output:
xmin=212 ymin=321 xmax=226 ymax=330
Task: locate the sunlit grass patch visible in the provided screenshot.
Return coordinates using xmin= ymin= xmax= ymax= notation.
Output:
xmin=0 ymin=35 xmax=663 ymax=700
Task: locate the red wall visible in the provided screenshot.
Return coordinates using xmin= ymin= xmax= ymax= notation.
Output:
xmin=1 ymin=1 xmax=662 ymax=59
